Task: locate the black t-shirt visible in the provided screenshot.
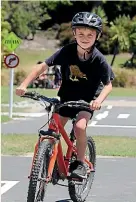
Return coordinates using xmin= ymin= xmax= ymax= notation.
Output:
xmin=45 ymin=42 xmax=114 ymax=102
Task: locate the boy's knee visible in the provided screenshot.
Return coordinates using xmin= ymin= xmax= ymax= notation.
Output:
xmin=74 ymin=121 xmax=87 ymax=133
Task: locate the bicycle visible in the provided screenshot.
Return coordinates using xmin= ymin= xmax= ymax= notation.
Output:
xmin=21 ymin=91 xmax=96 ymax=202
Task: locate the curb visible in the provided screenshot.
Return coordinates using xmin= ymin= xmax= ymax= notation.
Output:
xmin=1 ymin=154 xmax=134 ymax=158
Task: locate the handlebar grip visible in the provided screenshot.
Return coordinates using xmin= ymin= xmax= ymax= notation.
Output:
xmin=24 ymin=92 xmax=36 ymax=96
xmin=20 ymin=92 xmax=32 ymax=97
xmin=21 ymin=91 xmax=40 ymax=100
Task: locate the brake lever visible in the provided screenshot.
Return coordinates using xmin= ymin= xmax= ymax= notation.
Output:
xmin=45 ymin=105 xmax=52 ymax=112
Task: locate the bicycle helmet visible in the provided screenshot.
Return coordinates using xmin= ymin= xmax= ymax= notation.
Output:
xmin=72 ymin=12 xmax=102 ymax=34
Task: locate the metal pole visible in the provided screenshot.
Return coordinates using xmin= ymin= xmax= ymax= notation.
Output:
xmin=9 ymin=53 xmax=14 ymax=118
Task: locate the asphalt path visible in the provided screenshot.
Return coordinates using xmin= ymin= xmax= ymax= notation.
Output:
xmin=1 ymin=156 xmax=136 ymax=202
xmin=2 ymin=105 xmax=136 ymax=137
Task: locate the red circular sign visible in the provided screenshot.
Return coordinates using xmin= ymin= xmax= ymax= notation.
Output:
xmin=4 ymin=53 xmax=19 ymax=68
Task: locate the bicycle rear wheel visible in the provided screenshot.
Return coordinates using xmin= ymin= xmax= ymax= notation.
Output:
xmin=27 ymin=140 xmax=54 ymax=202
xmin=68 ymin=136 xmax=96 ymax=202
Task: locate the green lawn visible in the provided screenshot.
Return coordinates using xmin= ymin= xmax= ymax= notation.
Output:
xmin=1 ymin=86 xmax=58 ymax=104
xmin=1 ymin=115 xmax=23 ymax=123
xmin=1 ymin=116 xmax=12 ymax=123
xmin=1 ymin=134 xmax=136 ymax=157
xmin=110 ymin=87 xmax=136 ymax=97
xmin=15 ymin=49 xmax=54 ymax=72
xmin=1 ymin=86 xmax=136 ymax=104
xmin=105 ymin=54 xmax=131 ymax=68
xmin=14 ymin=49 xmax=131 ymax=71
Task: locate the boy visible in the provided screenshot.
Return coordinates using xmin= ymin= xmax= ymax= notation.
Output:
xmin=16 ymin=12 xmax=114 ymax=179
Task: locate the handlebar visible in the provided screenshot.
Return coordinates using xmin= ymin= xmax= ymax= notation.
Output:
xmin=21 ymin=91 xmax=59 ymax=104
xmin=21 ymin=91 xmax=94 ymax=112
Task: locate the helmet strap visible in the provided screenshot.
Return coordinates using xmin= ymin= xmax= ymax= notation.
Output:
xmin=73 ymin=29 xmax=101 ymax=60
xmin=96 ymin=32 xmax=101 ymax=40
xmin=76 ymin=42 xmax=93 ymax=60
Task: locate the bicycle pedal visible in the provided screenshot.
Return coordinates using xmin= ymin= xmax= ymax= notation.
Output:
xmin=67 ymin=176 xmax=83 ymax=182
xmin=69 ymin=179 xmax=83 ymax=185
xmin=87 ymin=169 xmax=95 ymax=174
xmin=90 ymin=169 xmax=95 ymax=172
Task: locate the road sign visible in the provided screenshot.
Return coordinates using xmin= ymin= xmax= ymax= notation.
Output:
xmin=4 ymin=53 xmax=19 ymax=68
xmin=2 ymin=32 xmax=22 ymax=52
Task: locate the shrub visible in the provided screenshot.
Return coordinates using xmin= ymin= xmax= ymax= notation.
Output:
xmin=97 ymin=25 xmax=114 ymax=55
xmin=1 ymin=70 xmax=10 ymax=86
xmin=14 ymin=70 xmax=27 ymax=85
xmin=112 ymin=68 xmax=136 ymax=87
xmin=56 ymin=22 xmax=74 ymax=46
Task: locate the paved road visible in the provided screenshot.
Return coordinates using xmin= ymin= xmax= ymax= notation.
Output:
xmin=2 ymin=105 xmax=136 ymax=136
xmin=1 ymin=156 xmax=136 ymax=202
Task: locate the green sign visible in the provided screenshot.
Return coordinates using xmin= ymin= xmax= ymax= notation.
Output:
xmin=2 ymin=32 xmax=22 ymax=52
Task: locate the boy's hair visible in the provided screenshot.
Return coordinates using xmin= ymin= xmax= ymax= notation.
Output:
xmin=37 ymin=61 xmax=42 ymax=64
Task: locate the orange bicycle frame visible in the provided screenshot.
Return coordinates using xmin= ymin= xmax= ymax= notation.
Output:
xmin=29 ymin=112 xmax=94 ymax=181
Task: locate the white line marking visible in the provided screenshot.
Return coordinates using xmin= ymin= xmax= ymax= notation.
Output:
xmin=117 ymin=114 xmax=130 ymax=119
xmin=95 ymin=111 xmax=109 ymax=120
xmin=107 ymin=105 xmax=113 ymax=109
xmin=88 ymin=124 xmax=136 ymax=129
xmin=12 ymin=118 xmax=31 ymax=120
xmin=88 ymin=121 xmax=97 ymax=126
xmin=1 ymin=181 xmax=19 ymax=195
xmin=1 ymin=112 xmax=46 ymax=117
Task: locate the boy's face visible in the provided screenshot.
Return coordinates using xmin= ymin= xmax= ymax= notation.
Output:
xmin=74 ymin=27 xmax=97 ymax=50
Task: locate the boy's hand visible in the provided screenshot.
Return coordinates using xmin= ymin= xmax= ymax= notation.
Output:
xmin=90 ymin=99 xmax=101 ymax=110
xmin=16 ymin=86 xmax=27 ymax=96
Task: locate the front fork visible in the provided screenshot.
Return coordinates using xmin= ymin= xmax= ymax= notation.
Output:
xmin=28 ymin=136 xmax=59 ymax=183
xmin=46 ymin=142 xmax=58 ymax=182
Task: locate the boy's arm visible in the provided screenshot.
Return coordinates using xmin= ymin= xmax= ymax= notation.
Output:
xmin=90 ymin=81 xmax=112 ymax=110
xmin=16 ymin=62 xmax=48 ymax=96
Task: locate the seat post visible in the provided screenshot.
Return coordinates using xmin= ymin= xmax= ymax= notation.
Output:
xmin=69 ymin=118 xmax=76 ymax=142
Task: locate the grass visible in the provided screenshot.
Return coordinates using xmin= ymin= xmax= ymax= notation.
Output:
xmin=1 ymin=86 xmax=136 ymax=105
xmin=1 ymin=49 xmax=54 ymax=86
xmin=1 ymin=86 xmax=58 ymax=104
xmin=1 ymin=134 xmax=136 ymax=157
xmin=1 ymin=49 xmax=136 ymax=104
xmin=1 ymin=115 xmax=24 ymax=123
xmin=105 ymin=53 xmax=131 ymax=68
xmin=110 ymin=87 xmax=136 ymax=97
xmin=1 ymin=116 xmax=12 ymax=123
xmin=14 ymin=49 xmax=130 ymax=71
xmin=94 ymin=136 xmax=136 ymax=157
xmin=15 ymin=49 xmax=54 ymax=73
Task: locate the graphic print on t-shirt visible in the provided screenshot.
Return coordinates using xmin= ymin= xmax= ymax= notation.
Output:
xmin=69 ymin=65 xmax=87 ymax=81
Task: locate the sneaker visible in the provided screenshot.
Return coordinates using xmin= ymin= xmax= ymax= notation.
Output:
xmin=69 ymin=160 xmax=87 ymax=179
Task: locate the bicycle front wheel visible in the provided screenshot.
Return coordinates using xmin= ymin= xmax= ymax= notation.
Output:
xmin=27 ymin=140 xmax=54 ymax=202
xmin=68 ymin=136 xmax=96 ymax=202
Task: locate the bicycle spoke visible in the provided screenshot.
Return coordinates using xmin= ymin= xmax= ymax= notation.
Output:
xmin=27 ymin=141 xmax=53 ymax=202
xmin=68 ymin=136 xmax=96 ymax=202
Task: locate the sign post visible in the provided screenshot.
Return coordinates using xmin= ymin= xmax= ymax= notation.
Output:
xmin=2 ymin=32 xmax=22 ymax=118
xmin=9 ymin=64 xmax=14 ymax=118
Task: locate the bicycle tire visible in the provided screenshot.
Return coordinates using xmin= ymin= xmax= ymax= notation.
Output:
xmin=68 ymin=136 xmax=96 ymax=202
xmin=27 ymin=140 xmax=54 ymax=202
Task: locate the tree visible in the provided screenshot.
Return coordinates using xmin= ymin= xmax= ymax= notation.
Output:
xmin=91 ymin=6 xmax=112 ymax=54
xmin=1 ymin=9 xmax=11 ymax=41
xmin=3 ymin=1 xmax=50 ymax=39
xmin=128 ymin=16 xmax=136 ymax=53
xmin=92 ymin=5 xmax=108 ymax=25
xmin=1 ymin=3 xmax=11 ymax=68
xmin=109 ymin=15 xmax=136 ymax=66
xmin=103 ymin=1 xmax=136 ymax=22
